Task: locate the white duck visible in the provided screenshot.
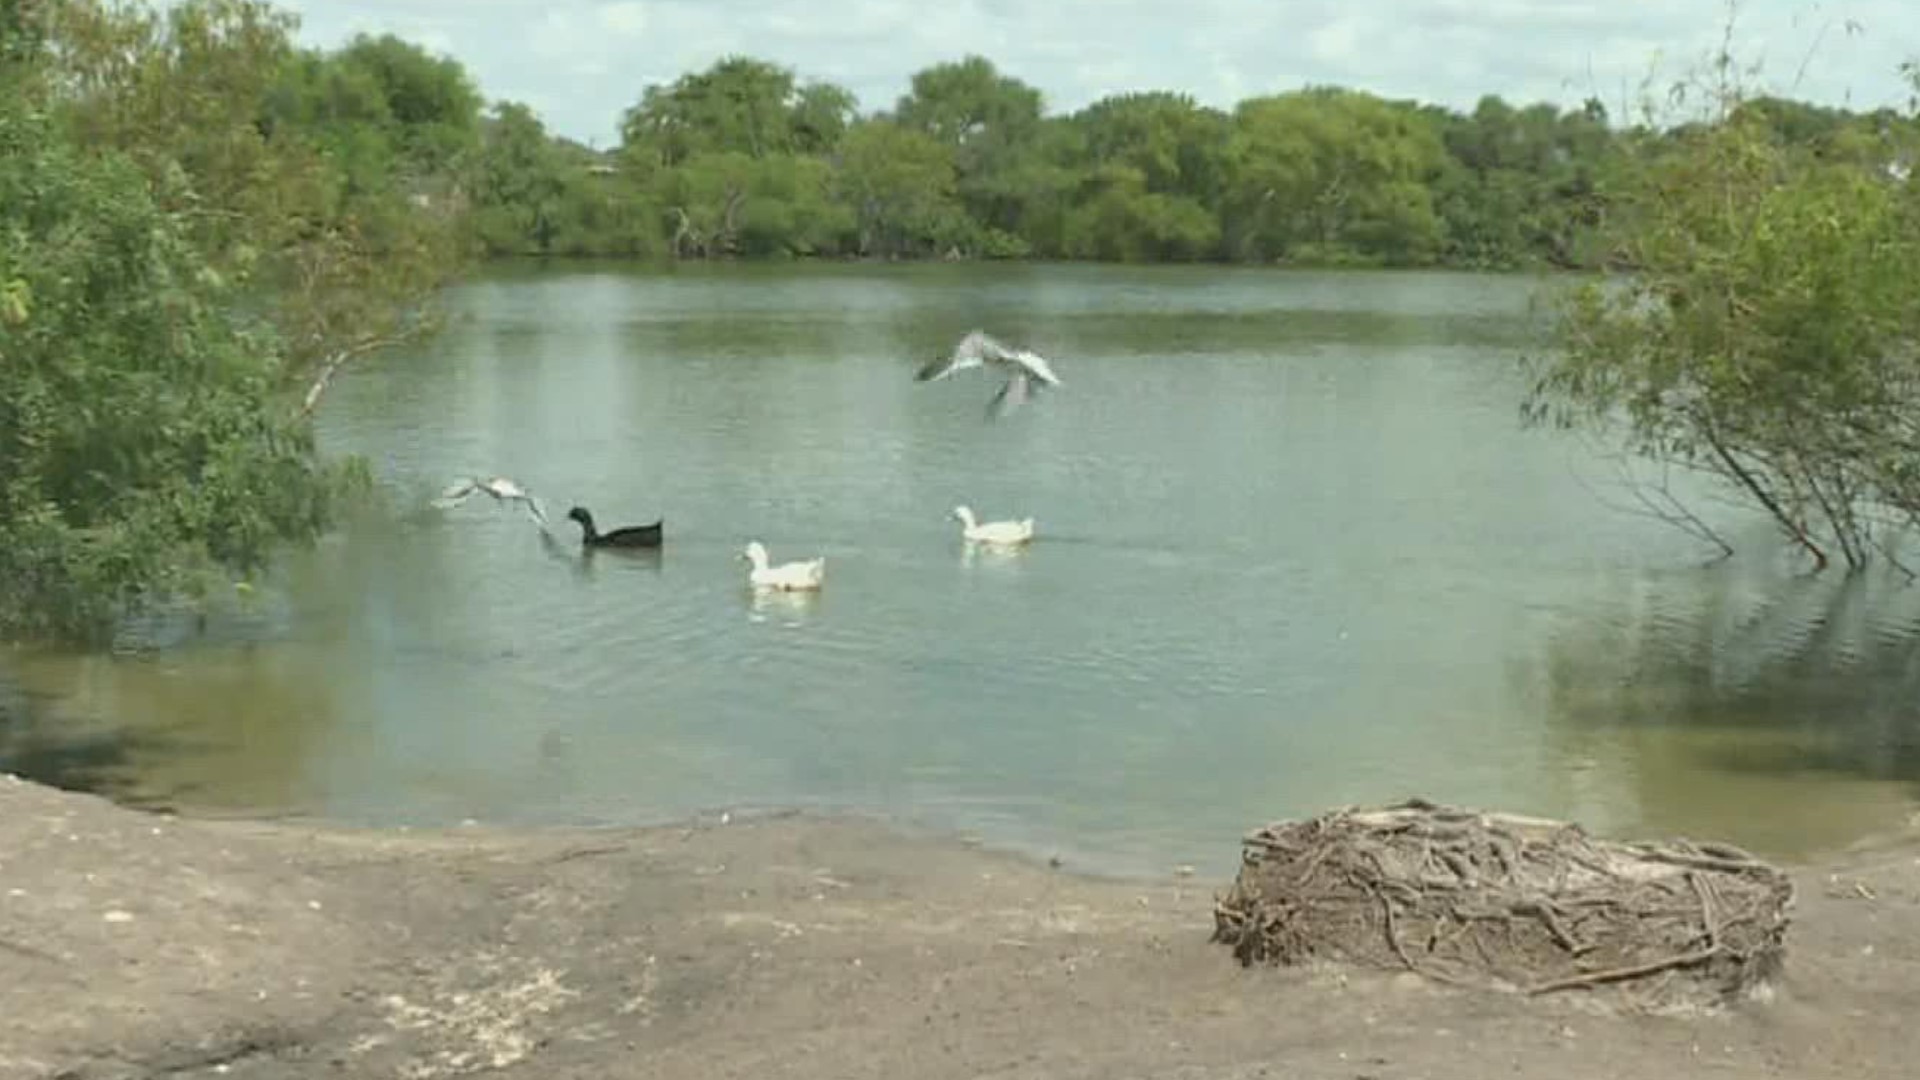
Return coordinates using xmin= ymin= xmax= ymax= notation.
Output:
xmin=952 ymin=505 xmax=1035 ymax=545
xmin=432 ymin=475 xmax=550 ymax=527
xmin=741 ymin=541 xmax=826 ymax=591
xmin=916 ymin=329 xmax=1063 ymax=419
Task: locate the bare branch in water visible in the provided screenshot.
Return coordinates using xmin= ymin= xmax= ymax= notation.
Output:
xmin=1565 ymin=432 xmax=1736 ymax=562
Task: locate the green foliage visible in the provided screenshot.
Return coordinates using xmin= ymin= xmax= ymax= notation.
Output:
xmin=621 ymin=55 xmax=833 ymax=165
xmin=1063 ymin=165 xmax=1219 ymax=262
xmin=467 ymin=103 xmax=662 ymax=257
xmin=0 ymin=0 xmax=473 ymax=642
xmin=893 ymin=55 xmax=1046 ymax=241
xmin=0 ymin=100 xmax=340 ymax=641
xmin=451 ymin=51 xmax=1662 ymax=269
xmin=470 ymin=101 xmax=564 ymax=252
xmin=1 ymin=0 xmax=48 ymax=77
xmin=1524 ymin=65 xmax=1920 ymax=570
xmin=329 ymin=32 xmax=481 ymax=172
xmin=51 ymin=0 xmax=475 ymax=397
xmin=1431 ymin=96 xmax=1617 ymax=269
xmin=1222 ymin=89 xmax=1450 ymax=266
xmin=834 ymin=120 xmax=964 ymax=257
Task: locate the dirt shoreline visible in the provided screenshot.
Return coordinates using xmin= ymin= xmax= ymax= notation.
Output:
xmin=4 ymin=773 xmax=1920 ymax=1079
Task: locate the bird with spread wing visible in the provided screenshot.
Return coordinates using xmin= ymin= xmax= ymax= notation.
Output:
xmin=916 ymin=329 xmax=1063 ymax=418
xmin=431 ymin=475 xmax=551 ymax=527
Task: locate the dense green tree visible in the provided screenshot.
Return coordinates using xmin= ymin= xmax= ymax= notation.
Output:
xmin=329 ymin=32 xmax=481 ymax=172
xmin=49 ymin=0 xmax=473 ymax=414
xmin=469 ymin=102 xmax=664 ymax=257
xmin=1524 ymin=68 xmax=1920 ymax=570
xmin=470 ymin=101 xmax=566 ymax=252
xmin=542 ymin=171 xmax=665 ymax=257
xmin=1223 ymin=88 xmax=1448 ymax=265
xmin=1431 ymin=95 xmax=1617 ymax=268
xmin=0 ymin=75 xmax=342 ymax=640
xmin=618 ymin=57 xmax=866 ymax=257
xmin=834 ymin=119 xmax=964 ymax=257
xmin=1055 ymin=92 xmax=1229 ymax=261
xmin=1072 ymin=91 xmax=1231 ymax=205
xmin=1062 ymin=164 xmax=1220 ymax=262
xmin=0 ymin=0 xmax=478 ymax=641
xmin=581 ymin=50 xmax=1913 ymax=270
xmin=894 ymin=54 xmax=1043 ymax=150
xmin=790 ymin=82 xmax=859 ymax=154
xmin=620 ymin=56 xmax=853 ymax=165
xmin=892 ymin=55 xmax=1049 ymax=251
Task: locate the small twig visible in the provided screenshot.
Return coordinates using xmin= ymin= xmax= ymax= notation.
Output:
xmin=1428 ymin=912 xmax=1477 ymax=956
xmin=1291 ymin=839 xmax=1340 ymax=885
xmin=1636 ymin=850 xmax=1769 ymax=875
xmin=1438 ymin=849 xmax=1478 ymax=886
xmin=1688 ymin=840 xmax=1763 ymax=862
xmin=1515 ymin=900 xmax=1593 ymax=957
xmin=1528 ymin=947 xmax=1724 ymax=995
xmin=1398 ymin=822 xmax=1476 ymax=843
xmin=0 ymin=936 xmax=60 ymax=964
xmin=1689 ymin=871 xmax=1720 ymax=951
xmin=1487 ymin=834 xmax=1518 ymax=876
xmin=1379 ymin=890 xmax=1417 ymax=972
xmin=543 ymin=842 xmax=628 ymax=865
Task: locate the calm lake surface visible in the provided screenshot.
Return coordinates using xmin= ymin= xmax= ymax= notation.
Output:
xmin=5 ymin=261 xmax=1920 ymax=877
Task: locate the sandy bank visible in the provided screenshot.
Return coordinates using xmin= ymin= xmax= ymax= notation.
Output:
xmin=3 ymin=773 xmax=1919 ymax=1079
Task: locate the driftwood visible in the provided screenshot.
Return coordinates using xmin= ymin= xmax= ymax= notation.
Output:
xmin=1211 ymin=799 xmax=1794 ymax=1009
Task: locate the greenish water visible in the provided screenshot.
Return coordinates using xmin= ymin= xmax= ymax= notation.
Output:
xmin=5 ymin=261 xmax=1919 ymax=877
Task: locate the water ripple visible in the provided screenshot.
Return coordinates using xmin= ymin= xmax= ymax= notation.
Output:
xmin=7 ymin=263 xmax=1919 ymax=876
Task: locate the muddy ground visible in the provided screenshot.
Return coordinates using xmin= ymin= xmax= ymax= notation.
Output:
xmin=3 ymin=772 xmax=1919 ymax=1080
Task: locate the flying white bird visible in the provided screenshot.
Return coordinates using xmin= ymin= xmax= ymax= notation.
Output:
xmin=431 ymin=475 xmax=550 ymax=527
xmin=916 ymin=329 xmax=1063 ymax=418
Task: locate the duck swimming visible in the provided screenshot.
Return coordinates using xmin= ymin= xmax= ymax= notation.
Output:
xmin=952 ymin=505 xmax=1035 ymax=545
xmin=740 ymin=541 xmax=825 ymax=591
xmin=566 ymin=506 xmax=663 ymax=548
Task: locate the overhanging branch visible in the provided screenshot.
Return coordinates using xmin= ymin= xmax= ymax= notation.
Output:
xmin=294 ymin=334 xmax=408 ymax=420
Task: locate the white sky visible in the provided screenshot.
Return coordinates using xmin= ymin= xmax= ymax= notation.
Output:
xmin=273 ymin=1 xmax=1920 ymax=145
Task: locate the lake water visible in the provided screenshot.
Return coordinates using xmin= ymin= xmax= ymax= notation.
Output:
xmin=4 ymin=261 xmax=1919 ymax=878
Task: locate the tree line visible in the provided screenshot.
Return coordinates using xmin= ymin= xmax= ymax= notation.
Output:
xmin=470 ymin=54 xmax=1910 ymax=273
xmin=4 ymin=0 xmax=1920 ymax=645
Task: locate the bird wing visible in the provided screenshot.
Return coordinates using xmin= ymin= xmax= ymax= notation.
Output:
xmin=521 ymin=496 xmax=550 ymax=527
xmin=955 ymin=329 xmax=1012 ymax=364
xmin=917 ymin=329 xmax=1004 ymax=382
xmin=1009 ymin=347 xmax=1062 ymax=386
xmin=915 ymin=354 xmax=968 ymax=382
xmin=431 ymin=478 xmax=479 ymax=508
xmin=483 ymin=476 xmax=529 ymax=500
xmin=987 ymin=370 xmax=1034 ymax=419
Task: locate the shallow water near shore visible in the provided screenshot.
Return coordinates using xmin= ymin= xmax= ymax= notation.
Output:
xmin=4 ymin=260 xmax=1919 ymax=878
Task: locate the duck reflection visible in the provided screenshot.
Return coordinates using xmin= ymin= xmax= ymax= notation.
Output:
xmin=540 ymin=529 xmax=663 ymax=578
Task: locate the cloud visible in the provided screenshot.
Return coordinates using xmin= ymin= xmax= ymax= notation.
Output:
xmin=597 ymin=2 xmax=648 ymax=36
xmin=275 ymin=0 xmax=1920 ymax=145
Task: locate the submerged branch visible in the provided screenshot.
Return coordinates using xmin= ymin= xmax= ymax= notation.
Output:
xmin=1567 ymin=435 xmax=1736 ymax=560
xmin=1699 ymin=418 xmax=1829 ymax=570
